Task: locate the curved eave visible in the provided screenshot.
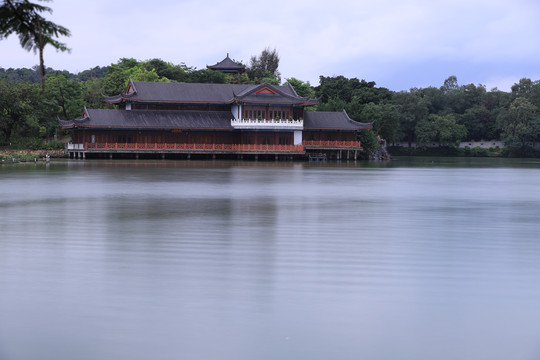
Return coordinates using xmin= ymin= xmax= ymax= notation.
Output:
xmin=303 ymin=99 xmax=319 ymax=106
xmin=103 ymin=95 xmax=124 ymax=104
xmin=58 ymin=119 xmax=75 ymax=128
xmin=206 ymin=65 xmax=245 ymax=71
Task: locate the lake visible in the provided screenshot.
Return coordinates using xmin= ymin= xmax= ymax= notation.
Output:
xmin=1 ymin=157 xmax=540 ymax=360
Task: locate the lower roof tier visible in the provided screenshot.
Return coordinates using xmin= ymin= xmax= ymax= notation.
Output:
xmin=59 ymin=109 xmax=372 ymax=131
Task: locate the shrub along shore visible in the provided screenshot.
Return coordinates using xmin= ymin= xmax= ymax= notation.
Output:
xmin=1 ymin=149 xmax=66 ymax=162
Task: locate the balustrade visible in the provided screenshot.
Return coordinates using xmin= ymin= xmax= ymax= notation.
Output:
xmin=85 ymin=143 xmax=304 ymax=152
xmin=231 ymin=118 xmax=303 ymax=130
xmin=302 ymin=140 xmax=362 ymax=148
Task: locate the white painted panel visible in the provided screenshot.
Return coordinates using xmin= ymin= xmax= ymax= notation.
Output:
xmin=294 ymin=131 xmax=302 ymax=145
xmin=231 ymin=104 xmax=242 ymax=120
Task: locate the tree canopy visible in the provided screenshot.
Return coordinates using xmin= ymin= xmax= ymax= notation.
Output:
xmin=1 ymin=54 xmax=540 ymax=156
xmin=0 ymin=0 xmax=71 ymax=92
xmin=247 ymin=47 xmax=280 ymax=84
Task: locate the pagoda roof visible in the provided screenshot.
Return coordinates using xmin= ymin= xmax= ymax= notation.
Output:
xmin=304 ymin=110 xmax=372 ymax=130
xmin=206 ymin=53 xmax=246 ymax=71
xmin=59 ymin=109 xmax=233 ymax=130
xmin=104 ymin=81 xmax=318 ymax=106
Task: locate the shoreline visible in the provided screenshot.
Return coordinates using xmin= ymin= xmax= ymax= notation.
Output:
xmin=1 ymin=149 xmax=66 ymax=162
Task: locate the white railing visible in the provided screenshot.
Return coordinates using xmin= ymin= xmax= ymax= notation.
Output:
xmin=231 ymin=118 xmax=303 ymax=130
xmin=66 ymin=143 xmax=85 ymax=150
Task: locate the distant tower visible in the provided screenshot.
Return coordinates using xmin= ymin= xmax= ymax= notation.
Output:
xmin=207 ymin=53 xmax=246 ymax=74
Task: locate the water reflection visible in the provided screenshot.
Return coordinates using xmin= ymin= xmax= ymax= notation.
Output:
xmin=1 ymin=159 xmax=540 ymax=360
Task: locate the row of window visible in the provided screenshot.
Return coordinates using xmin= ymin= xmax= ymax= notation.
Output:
xmin=243 ymin=110 xmax=292 ymax=120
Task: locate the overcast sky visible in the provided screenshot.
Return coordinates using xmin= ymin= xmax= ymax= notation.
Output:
xmin=1 ymin=0 xmax=539 ymax=91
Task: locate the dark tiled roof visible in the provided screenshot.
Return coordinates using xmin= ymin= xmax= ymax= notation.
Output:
xmin=304 ymin=110 xmax=372 ymax=130
xmin=235 ymin=82 xmax=312 ymax=105
xmin=60 ymin=109 xmax=233 ymax=130
xmin=206 ymin=54 xmax=245 ymax=71
xmin=105 ymin=81 xmax=316 ymax=105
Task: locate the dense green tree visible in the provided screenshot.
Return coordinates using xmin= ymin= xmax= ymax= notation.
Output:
xmin=186 ymin=69 xmax=231 ymax=84
xmin=101 ymin=58 xmax=170 ymax=96
xmin=0 ymin=0 xmax=71 ymax=92
xmin=77 ymin=66 xmax=108 ymax=81
xmin=497 ymin=97 xmax=540 ymax=151
xmin=100 ymin=58 xmax=137 ymax=95
xmin=459 ymin=106 xmax=494 ymax=141
xmin=316 ymin=96 xmax=348 ymax=114
xmin=440 ymin=75 xmax=459 ymax=93
xmin=357 ymin=129 xmax=380 ymax=157
xmin=511 ymin=78 xmax=534 ymax=98
xmin=45 ymin=73 xmax=83 ymax=119
xmin=511 ymin=78 xmax=540 ymax=109
xmin=247 ymin=47 xmax=280 ymax=83
xmin=418 ymin=86 xmax=446 ymax=114
xmin=357 ymin=103 xmax=399 ymax=143
xmin=316 ymin=76 xmax=390 ymax=104
xmin=143 ymin=58 xmax=190 ymax=82
xmin=0 ymin=79 xmax=43 ymax=143
xmin=416 ymin=114 xmax=467 ymax=147
xmin=81 ymin=78 xmax=106 ymax=109
xmin=393 ymin=90 xmax=429 ymax=147
xmin=285 ymin=77 xmax=315 ymax=98
xmin=2 ymin=56 xmax=540 ymax=156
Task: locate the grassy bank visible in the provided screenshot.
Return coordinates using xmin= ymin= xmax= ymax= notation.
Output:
xmin=1 ymin=149 xmax=66 ymax=163
xmin=387 ymin=145 xmax=540 ymax=158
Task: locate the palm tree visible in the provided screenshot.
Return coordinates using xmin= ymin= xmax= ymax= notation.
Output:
xmin=0 ymin=0 xmax=71 ymax=93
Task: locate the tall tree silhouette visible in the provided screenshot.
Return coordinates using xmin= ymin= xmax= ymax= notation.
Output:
xmin=0 ymin=0 xmax=71 ymax=92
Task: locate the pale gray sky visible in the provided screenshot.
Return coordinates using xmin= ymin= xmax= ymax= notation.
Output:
xmin=1 ymin=0 xmax=539 ymax=91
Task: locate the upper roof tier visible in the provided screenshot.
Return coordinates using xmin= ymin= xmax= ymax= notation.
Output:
xmin=206 ymin=53 xmax=246 ymax=72
xmin=104 ymin=80 xmax=318 ymax=106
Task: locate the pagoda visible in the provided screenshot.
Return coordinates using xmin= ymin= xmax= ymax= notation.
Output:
xmin=206 ymin=53 xmax=246 ymax=74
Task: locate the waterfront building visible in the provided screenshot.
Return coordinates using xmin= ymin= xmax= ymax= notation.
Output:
xmin=60 ymin=59 xmax=371 ymax=160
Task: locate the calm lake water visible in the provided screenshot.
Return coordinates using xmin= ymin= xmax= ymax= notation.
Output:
xmin=1 ymin=157 xmax=540 ymax=360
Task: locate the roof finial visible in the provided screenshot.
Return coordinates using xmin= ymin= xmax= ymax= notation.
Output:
xmin=227 ymin=52 xmax=229 ymax=58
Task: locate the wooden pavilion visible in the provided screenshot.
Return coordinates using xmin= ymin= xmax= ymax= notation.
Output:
xmin=60 ymin=76 xmax=371 ymax=160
